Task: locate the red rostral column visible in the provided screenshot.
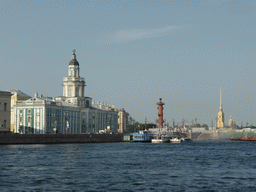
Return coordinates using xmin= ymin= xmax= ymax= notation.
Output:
xmin=157 ymin=98 xmax=165 ymax=128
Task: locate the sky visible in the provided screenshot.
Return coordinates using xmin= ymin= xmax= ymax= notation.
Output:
xmin=0 ymin=0 xmax=256 ymax=126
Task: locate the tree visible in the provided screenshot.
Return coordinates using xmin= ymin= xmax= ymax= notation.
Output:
xmin=126 ymin=120 xmax=139 ymax=133
xmin=201 ymin=124 xmax=208 ymax=128
xmin=137 ymin=123 xmax=156 ymax=131
xmin=194 ymin=123 xmax=201 ymax=127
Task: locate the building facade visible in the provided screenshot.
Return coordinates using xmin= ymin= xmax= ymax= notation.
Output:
xmin=12 ymin=50 xmax=121 ymax=134
xmin=118 ymin=108 xmax=129 ymax=133
xmin=0 ymin=91 xmax=12 ymax=132
xmin=91 ymin=101 xmax=119 ymax=133
xmin=10 ymin=90 xmax=31 ymax=132
xmin=14 ymin=94 xmax=81 ymax=134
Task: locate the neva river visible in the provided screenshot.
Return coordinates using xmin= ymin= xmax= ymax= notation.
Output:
xmin=1 ymin=141 xmax=256 ymax=191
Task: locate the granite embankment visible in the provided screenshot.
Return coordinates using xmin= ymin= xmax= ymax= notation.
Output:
xmin=182 ymin=130 xmax=256 ymax=140
xmin=0 ymin=133 xmax=123 ymax=145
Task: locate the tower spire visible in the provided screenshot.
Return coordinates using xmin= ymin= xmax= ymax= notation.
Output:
xmin=72 ymin=49 xmax=76 ymax=60
xmin=217 ymin=85 xmax=225 ymax=128
xmin=220 ymin=86 xmax=222 ymax=110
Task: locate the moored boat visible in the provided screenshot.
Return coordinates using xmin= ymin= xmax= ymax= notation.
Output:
xmin=170 ymin=136 xmax=192 ymax=143
xmin=231 ymin=136 xmax=256 ymax=141
xmin=151 ymin=134 xmax=171 ymax=143
xmin=133 ymin=130 xmax=155 ymax=142
xmin=170 ymin=136 xmax=182 ymax=143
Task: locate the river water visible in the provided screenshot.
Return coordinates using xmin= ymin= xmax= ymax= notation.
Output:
xmin=1 ymin=141 xmax=256 ymax=191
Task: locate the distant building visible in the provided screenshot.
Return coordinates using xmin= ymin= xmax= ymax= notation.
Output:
xmin=228 ymin=115 xmax=239 ymax=129
xmin=90 ymin=101 xmax=119 ymax=133
xmin=118 ymin=108 xmax=129 ymax=133
xmin=217 ymin=86 xmax=225 ymax=128
xmin=0 ymin=91 xmax=12 ymax=132
xmin=191 ymin=127 xmax=206 ymax=132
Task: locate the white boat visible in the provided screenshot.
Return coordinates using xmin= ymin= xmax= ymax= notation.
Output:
xmin=170 ymin=136 xmax=182 ymax=143
xmin=181 ymin=137 xmax=192 ymax=142
xmin=151 ymin=134 xmax=171 ymax=143
xmin=170 ymin=136 xmax=192 ymax=143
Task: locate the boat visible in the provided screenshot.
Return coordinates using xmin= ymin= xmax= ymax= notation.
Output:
xmin=170 ymin=136 xmax=192 ymax=143
xmin=170 ymin=136 xmax=182 ymax=143
xmin=133 ymin=130 xmax=155 ymax=142
xmin=151 ymin=134 xmax=171 ymax=143
xmin=231 ymin=136 xmax=256 ymax=141
xmin=181 ymin=137 xmax=192 ymax=142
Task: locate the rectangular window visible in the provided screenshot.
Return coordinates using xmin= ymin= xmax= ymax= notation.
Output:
xmin=28 ymin=116 xmax=31 ymax=123
xmin=4 ymin=120 xmax=6 ymax=128
xmin=4 ymin=103 xmax=7 ymax=111
xmin=28 ymin=109 xmax=31 ymax=114
xmin=20 ymin=109 xmax=22 ymax=113
xmin=68 ymin=87 xmax=72 ymax=97
xmin=20 ymin=116 xmax=23 ymax=123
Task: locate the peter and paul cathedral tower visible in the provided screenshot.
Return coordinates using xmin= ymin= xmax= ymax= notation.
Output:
xmin=217 ymin=86 xmax=225 ymax=128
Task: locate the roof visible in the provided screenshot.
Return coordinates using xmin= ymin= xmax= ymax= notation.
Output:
xmin=11 ymin=90 xmax=31 ymax=98
xmin=0 ymin=91 xmax=12 ymax=96
xmin=69 ymin=53 xmax=79 ymax=65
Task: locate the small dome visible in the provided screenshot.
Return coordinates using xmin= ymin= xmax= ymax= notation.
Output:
xmin=69 ymin=49 xmax=79 ymax=65
xmin=69 ymin=57 xmax=79 ymax=65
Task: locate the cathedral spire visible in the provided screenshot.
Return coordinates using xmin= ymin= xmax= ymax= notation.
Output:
xmin=217 ymin=85 xmax=225 ymax=128
xmin=219 ymin=86 xmax=222 ymax=110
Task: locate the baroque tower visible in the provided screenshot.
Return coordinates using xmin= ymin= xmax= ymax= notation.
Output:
xmin=62 ymin=50 xmax=90 ymax=107
xmin=217 ymin=86 xmax=225 ymax=128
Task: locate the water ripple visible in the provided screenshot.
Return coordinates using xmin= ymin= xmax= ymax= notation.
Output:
xmin=0 ymin=141 xmax=256 ymax=191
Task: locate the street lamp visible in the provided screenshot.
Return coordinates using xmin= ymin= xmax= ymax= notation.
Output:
xmin=54 ymin=120 xmax=57 ymax=134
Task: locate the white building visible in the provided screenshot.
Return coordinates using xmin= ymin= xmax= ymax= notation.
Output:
xmin=13 ymin=50 xmax=119 ymax=134
xmin=10 ymin=90 xmax=31 ymax=132
xmin=14 ymin=94 xmax=80 ymax=134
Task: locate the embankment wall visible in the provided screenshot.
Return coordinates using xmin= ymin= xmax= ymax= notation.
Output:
xmin=187 ymin=131 xmax=256 ymax=141
xmin=0 ymin=133 xmax=123 ymax=145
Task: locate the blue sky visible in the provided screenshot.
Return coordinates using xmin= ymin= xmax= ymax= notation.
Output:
xmin=1 ymin=0 xmax=255 ymax=126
